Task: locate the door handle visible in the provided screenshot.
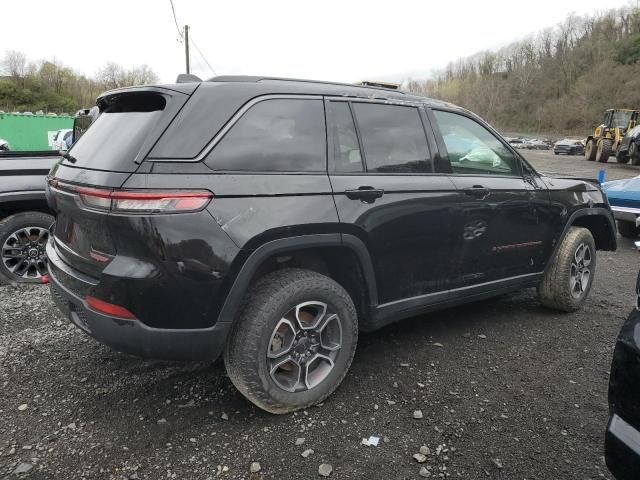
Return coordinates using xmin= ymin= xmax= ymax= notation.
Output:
xmin=463 ymin=185 xmax=490 ymax=199
xmin=345 ymin=186 xmax=384 ymax=203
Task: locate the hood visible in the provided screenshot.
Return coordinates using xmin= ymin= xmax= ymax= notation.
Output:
xmin=539 ymin=174 xmax=602 ymax=192
xmin=602 ymin=175 xmax=640 ymax=200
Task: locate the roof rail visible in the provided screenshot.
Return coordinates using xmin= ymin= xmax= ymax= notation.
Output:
xmin=207 ymin=75 xmax=405 ymax=94
xmin=356 ymin=80 xmax=400 ymax=90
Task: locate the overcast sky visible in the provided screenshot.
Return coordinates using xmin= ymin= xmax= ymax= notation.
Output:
xmin=1 ymin=0 xmax=633 ymax=84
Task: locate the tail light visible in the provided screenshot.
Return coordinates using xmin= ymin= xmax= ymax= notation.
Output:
xmin=85 ymin=295 xmax=136 ymax=319
xmin=49 ymin=178 xmax=212 ymax=213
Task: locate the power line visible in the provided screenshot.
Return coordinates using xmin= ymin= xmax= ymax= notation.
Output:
xmin=168 ymin=0 xmax=183 ymax=40
xmin=190 ymin=35 xmax=217 ymax=76
xmin=167 ymin=2 xmax=216 ymax=76
xmin=190 ymin=36 xmax=215 ymax=75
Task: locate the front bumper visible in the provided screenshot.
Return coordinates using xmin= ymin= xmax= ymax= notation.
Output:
xmin=554 ymin=147 xmax=575 ymax=154
xmin=610 ymin=206 xmax=640 ymax=224
xmin=47 ymin=244 xmax=231 ymax=361
xmin=606 ymin=414 xmax=640 ymax=480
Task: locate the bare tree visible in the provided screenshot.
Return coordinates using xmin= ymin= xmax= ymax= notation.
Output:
xmin=97 ymin=62 xmax=126 ymax=89
xmin=125 ymin=64 xmax=159 ymax=85
xmin=97 ymin=62 xmax=159 ymax=89
xmin=1 ymin=50 xmax=28 ymax=87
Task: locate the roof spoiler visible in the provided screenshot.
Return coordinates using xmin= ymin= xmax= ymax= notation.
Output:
xmin=176 ymin=73 xmax=202 ymax=83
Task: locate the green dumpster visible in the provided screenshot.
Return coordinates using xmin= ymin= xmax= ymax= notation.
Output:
xmin=0 ymin=113 xmax=74 ymax=151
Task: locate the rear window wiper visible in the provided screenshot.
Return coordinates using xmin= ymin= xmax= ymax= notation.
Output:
xmin=61 ymin=151 xmax=77 ymax=164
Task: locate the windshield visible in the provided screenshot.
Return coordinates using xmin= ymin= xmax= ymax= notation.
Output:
xmin=612 ymin=110 xmax=633 ymax=128
xmin=65 ymin=94 xmax=166 ymax=172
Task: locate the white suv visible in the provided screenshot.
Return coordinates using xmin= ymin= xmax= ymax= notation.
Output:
xmin=51 ymin=129 xmax=73 ymax=150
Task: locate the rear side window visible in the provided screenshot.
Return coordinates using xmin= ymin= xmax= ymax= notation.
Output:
xmin=206 ymin=98 xmax=326 ymax=172
xmin=433 ymin=110 xmax=519 ymax=176
xmin=351 ymin=103 xmax=431 ymax=173
xmin=327 ymin=101 xmax=363 ymax=173
xmin=66 ymin=94 xmax=166 ymax=172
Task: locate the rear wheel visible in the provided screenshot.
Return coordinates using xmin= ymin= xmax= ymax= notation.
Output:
xmin=224 ymin=268 xmax=358 ymax=414
xmin=585 ymin=138 xmax=597 ymax=161
xmin=538 ymin=227 xmax=596 ymax=312
xmin=616 ymin=148 xmax=630 ymax=164
xmin=596 ymin=139 xmax=612 ymax=163
xmin=630 ymin=142 xmax=640 ymax=166
xmin=0 ymin=212 xmax=53 ymax=285
xmin=617 ymin=220 xmax=639 ymax=239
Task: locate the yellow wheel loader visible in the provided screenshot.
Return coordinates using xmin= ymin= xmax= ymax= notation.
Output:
xmin=585 ymin=109 xmax=640 ymax=163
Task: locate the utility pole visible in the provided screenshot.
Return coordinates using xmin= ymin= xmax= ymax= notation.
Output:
xmin=184 ymin=25 xmax=190 ymax=74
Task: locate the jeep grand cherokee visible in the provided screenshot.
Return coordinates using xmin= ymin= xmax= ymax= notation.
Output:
xmin=45 ymin=76 xmax=617 ymax=413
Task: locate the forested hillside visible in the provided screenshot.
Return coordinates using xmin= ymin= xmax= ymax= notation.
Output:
xmin=0 ymin=51 xmax=158 ymax=113
xmin=407 ymin=6 xmax=640 ymax=135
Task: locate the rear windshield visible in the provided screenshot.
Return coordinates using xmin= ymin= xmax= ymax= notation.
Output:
xmin=64 ymin=94 xmax=166 ymax=172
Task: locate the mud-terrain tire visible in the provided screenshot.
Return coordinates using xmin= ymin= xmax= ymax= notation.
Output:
xmin=617 ymin=220 xmax=639 ymax=239
xmin=224 ymin=268 xmax=358 ymax=414
xmin=585 ymin=138 xmax=596 ymax=161
xmin=0 ymin=212 xmax=53 ymax=285
xmin=538 ymin=227 xmax=596 ymax=312
xmin=596 ymin=139 xmax=612 ymax=163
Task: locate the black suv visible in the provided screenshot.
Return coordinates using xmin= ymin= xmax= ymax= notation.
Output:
xmin=46 ymin=76 xmax=617 ymax=413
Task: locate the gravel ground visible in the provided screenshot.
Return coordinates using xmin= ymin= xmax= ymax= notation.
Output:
xmin=1 ymin=151 xmax=638 ymax=480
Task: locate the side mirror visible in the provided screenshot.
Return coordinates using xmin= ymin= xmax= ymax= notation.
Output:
xmin=72 ymin=106 xmax=99 ymax=144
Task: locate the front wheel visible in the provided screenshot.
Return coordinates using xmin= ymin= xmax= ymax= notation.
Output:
xmin=538 ymin=227 xmax=596 ymax=312
xmin=224 ymin=268 xmax=358 ymax=414
xmin=0 ymin=212 xmax=53 ymax=285
xmin=596 ymin=139 xmax=612 ymax=163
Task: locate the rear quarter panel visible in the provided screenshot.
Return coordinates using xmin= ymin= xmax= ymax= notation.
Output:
xmin=124 ymin=170 xmax=340 ymax=249
xmin=120 ymin=171 xmax=339 ymax=327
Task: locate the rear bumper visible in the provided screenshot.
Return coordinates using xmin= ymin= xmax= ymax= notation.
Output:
xmin=610 ymin=206 xmax=640 ymax=224
xmin=606 ymin=414 xmax=640 ymax=480
xmin=47 ymin=245 xmax=231 ymax=361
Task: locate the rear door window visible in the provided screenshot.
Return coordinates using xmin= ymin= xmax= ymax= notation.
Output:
xmin=351 ymin=103 xmax=431 ymax=173
xmin=433 ymin=110 xmax=520 ymax=176
xmin=65 ymin=93 xmax=166 ymax=172
xmin=326 ymin=101 xmax=364 ymax=173
xmin=205 ymin=98 xmax=326 ymax=172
